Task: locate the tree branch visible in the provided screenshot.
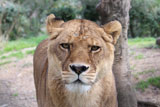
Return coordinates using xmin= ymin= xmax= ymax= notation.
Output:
xmin=4 ymin=16 xmax=18 ymax=40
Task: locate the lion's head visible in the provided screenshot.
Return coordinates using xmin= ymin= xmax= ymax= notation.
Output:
xmin=47 ymin=14 xmax=122 ymax=92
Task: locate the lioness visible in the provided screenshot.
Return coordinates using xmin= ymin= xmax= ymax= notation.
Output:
xmin=33 ymin=14 xmax=122 ymax=107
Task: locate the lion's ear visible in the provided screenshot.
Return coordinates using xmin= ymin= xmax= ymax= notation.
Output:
xmin=46 ymin=14 xmax=64 ymax=39
xmin=102 ymin=21 xmax=122 ymax=45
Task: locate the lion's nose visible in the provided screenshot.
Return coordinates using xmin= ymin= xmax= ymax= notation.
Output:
xmin=69 ymin=64 xmax=89 ymax=75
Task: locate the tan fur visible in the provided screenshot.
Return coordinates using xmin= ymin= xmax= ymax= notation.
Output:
xmin=33 ymin=14 xmax=122 ymax=107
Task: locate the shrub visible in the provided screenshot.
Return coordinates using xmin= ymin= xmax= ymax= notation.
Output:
xmin=0 ymin=1 xmax=42 ymax=41
xmin=129 ymin=0 xmax=160 ymax=38
xmin=81 ymin=0 xmax=99 ymax=21
xmin=0 ymin=1 xmax=24 ymax=40
xmin=50 ymin=7 xmax=76 ymax=21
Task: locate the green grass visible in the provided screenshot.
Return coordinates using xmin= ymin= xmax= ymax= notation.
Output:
xmin=148 ymin=77 xmax=160 ymax=88
xmin=0 ymin=55 xmax=8 ymax=59
xmin=25 ymin=49 xmax=35 ymax=55
xmin=130 ymin=52 xmax=135 ymax=56
xmin=0 ymin=60 xmax=12 ymax=66
xmin=0 ymin=50 xmax=35 ymax=60
xmin=133 ymin=69 xmax=156 ymax=79
xmin=8 ymin=51 xmax=24 ymax=59
xmin=136 ymin=80 xmax=149 ymax=91
xmin=0 ymin=35 xmax=47 ymax=55
xmin=138 ymin=69 xmax=156 ymax=75
xmin=130 ymin=64 xmax=136 ymax=71
xmin=128 ymin=37 xmax=156 ymax=48
xmin=12 ymin=93 xmax=18 ymax=97
xmin=136 ymin=76 xmax=160 ymax=91
xmin=1 ymin=51 xmax=25 ymax=59
xmin=0 ymin=35 xmax=46 ymax=60
xmin=134 ymin=54 xmax=144 ymax=59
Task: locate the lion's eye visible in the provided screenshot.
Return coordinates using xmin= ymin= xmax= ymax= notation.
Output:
xmin=91 ymin=46 xmax=100 ymax=52
xmin=60 ymin=43 xmax=70 ymax=50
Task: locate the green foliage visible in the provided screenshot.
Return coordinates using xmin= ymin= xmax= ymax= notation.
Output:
xmin=129 ymin=0 xmax=160 ymax=38
xmin=0 ymin=0 xmax=55 ymax=41
xmin=0 ymin=51 xmax=24 ymax=59
xmin=51 ymin=7 xmax=76 ymax=21
xmin=0 ymin=0 xmax=100 ymax=41
xmin=136 ymin=80 xmax=148 ymax=91
xmin=0 ymin=35 xmax=47 ymax=60
xmin=3 ymin=42 xmax=34 ymax=53
xmin=12 ymin=93 xmax=18 ymax=97
xmin=136 ymin=76 xmax=160 ymax=91
xmin=0 ymin=60 xmax=11 ymax=66
xmin=130 ymin=64 xmax=136 ymax=71
xmin=128 ymin=37 xmax=156 ymax=48
xmin=0 ymin=56 xmax=7 ymax=60
xmin=48 ymin=0 xmax=83 ymax=21
xmin=81 ymin=0 xmax=99 ymax=21
xmin=138 ymin=69 xmax=156 ymax=75
xmin=148 ymin=77 xmax=160 ymax=88
xmin=0 ymin=1 xmax=25 ymax=40
xmin=9 ymin=51 xmax=24 ymax=59
xmin=26 ymin=50 xmax=35 ymax=55
xmin=0 ymin=35 xmax=47 ymax=55
xmin=50 ymin=0 xmax=99 ymax=21
xmin=134 ymin=54 xmax=144 ymax=60
xmin=133 ymin=69 xmax=156 ymax=78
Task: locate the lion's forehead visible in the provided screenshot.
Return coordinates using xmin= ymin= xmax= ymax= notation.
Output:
xmin=58 ymin=20 xmax=103 ymax=44
xmin=61 ymin=19 xmax=100 ymax=36
xmin=62 ymin=19 xmax=99 ymax=28
xmin=58 ymin=34 xmax=102 ymax=47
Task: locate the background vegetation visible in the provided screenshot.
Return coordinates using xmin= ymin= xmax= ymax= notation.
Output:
xmin=1 ymin=0 xmax=160 ymax=41
xmin=0 ymin=0 xmax=99 ymax=41
xmin=129 ymin=0 xmax=160 ymax=38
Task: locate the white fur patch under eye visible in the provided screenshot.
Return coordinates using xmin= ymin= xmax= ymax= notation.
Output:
xmin=65 ymin=84 xmax=91 ymax=93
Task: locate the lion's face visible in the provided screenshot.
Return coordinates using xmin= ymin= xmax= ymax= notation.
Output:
xmin=47 ymin=14 xmax=121 ymax=92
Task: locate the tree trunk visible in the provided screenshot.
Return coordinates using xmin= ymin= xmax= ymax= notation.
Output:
xmin=97 ymin=0 xmax=137 ymax=107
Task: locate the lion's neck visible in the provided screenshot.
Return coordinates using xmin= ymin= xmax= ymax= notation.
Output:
xmin=48 ymin=78 xmax=103 ymax=107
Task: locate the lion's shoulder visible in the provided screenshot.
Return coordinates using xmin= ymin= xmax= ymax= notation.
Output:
xmin=34 ymin=39 xmax=48 ymax=76
xmin=33 ymin=39 xmax=51 ymax=106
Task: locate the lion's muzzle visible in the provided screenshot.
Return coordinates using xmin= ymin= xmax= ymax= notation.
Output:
xmin=69 ymin=64 xmax=89 ymax=75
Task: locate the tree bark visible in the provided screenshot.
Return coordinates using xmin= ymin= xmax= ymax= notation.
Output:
xmin=97 ymin=0 xmax=137 ymax=107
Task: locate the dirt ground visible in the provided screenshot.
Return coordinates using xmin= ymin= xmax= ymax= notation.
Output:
xmin=0 ymin=47 xmax=160 ymax=107
xmin=129 ymin=47 xmax=160 ymax=106
xmin=0 ymin=55 xmax=37 ymax=107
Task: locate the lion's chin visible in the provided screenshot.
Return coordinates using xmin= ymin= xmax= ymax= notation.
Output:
xmin=65 ymin=83 xmax=91 ymax=93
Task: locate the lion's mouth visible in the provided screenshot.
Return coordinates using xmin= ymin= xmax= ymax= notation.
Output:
xmin=73 ymin=79 xmax=84 ymax=84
